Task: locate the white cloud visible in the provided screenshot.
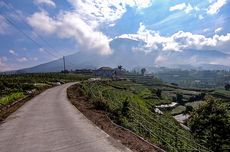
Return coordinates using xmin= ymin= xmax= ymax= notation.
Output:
xmin=215 ymin=27 xmax=222 ymax=33
xmin=203 ymin=28 xmax=210 ymax=32
xmin=0 ymin=15 xmax=9 ymax=34
xmin=68 ymin=0 xmax=152 ymax=27
xmin=34 ymin=0 xmax=56 ymax=7
xmin=28 ymin=11 xmax=112 ymax=55
xmin=17 ymin=57 xmax=28 ymax=62
xmin=57 ymin=12 xmax=112 ymax=55
xmin=198 ymin=15 xmax=204 ymax=20
xmin=2 ymin=56 xmax=8 ymax=62
xmin=169 ymin=3 xmax=187 ymax=11
xmin=0 ymin=57 xmax=12 ymax=72
xmin=39 ymin=48 xmax=45 ymax=52
xmin=27 ymin=11 xmax=58 ymax=34
xmin=169 ymin=3 xmax=194 ymax=14
xmin=184 ymin=4 xmax=193 ymax=13
xmin=117 ymin=23 xmax=230 ymax=53
xmin=155 ymin=55 xmax=168 ymax=65
xmin=32 ymin=57 xmax=38 ymax=61
xmin=28 ymin=0 xmax=153 ymax=56
xmin=207 ymin=0 xmax=227 ymax=15
xmin=9 ymin=49 xmax=17 ymax=56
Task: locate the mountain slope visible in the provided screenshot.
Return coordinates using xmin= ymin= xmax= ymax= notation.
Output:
xmin=19 ymin=38 xmax=230 ymax=73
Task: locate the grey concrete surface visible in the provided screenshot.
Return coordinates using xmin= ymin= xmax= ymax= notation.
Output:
xmin=0 ymin=83 xmax=131 ymax=152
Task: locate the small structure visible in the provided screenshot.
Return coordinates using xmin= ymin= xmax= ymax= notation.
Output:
xmin=94 ymin=67 xmax=115 ymax=77
xmin=88 ymin=78 xmax=101 ymax=82
xmin=74 ymin=69 xmax=93 ymax=74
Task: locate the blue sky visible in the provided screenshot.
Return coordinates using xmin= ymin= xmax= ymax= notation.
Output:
xmin=0 ymin=0 xmax=230 ymax=71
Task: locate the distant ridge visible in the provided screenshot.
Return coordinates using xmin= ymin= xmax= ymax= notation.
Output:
xmin=6 ymin=38 xmax=230 ymax=73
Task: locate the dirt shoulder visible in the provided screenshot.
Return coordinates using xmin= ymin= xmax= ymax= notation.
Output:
xmin=67 ymin=83 xmax=164 ymax=152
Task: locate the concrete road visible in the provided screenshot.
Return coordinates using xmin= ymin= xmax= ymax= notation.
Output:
xmin=0 ymin=83 xmax=131 ymax=152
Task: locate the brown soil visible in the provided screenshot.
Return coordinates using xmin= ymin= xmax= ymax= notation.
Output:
xmin=67 ymin=84 xmax=165 ymax=152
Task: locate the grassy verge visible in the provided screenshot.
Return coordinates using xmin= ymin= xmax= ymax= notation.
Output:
xmin=81 ymin=80 xmax=210 ymax=152
xmin=68 ymin=84 xmax=163 ymax=152
xmin=0 ymin=92 xmax=26 ymax=106
xmin=0 ymin=73 xmax=91 ymax=121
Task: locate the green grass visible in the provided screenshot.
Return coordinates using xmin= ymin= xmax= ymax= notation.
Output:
xmin=171 ymin=106 xmax=186 ymax=115
xmin=214 ymin=89 xmax=230 ymax=96
xmin=0 ymin=73 xmax=91 ymax=100
xmin=185 ymin=101 xmax=205 ymax=110
xmin=0 ymin=92 xmax=26 ymax=105
xmin=82 ymin=80 xmax=210 ymax=152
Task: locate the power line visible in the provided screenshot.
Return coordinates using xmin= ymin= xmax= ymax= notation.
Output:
xmin=0 ymin=13 xmax=59 ymax=59
xmin=2 ymin=0 xmax=63 ymax=58
xmin=2 ymin=1 xmax=81 ymax=71
xmin=1 ymin=1 xmax=79 ymax=71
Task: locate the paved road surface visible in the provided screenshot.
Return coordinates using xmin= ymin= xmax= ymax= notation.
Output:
xmin=0 ymin=83 xmax=131 ymax=152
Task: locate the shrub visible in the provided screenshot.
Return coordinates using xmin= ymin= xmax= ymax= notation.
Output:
xmin=156 ymin=89 xmax=162 ymax=98
xmin=188 ymin=98 xmax=230 ymax=151
xmin=93 ymin=98 xmax=108 ymax=111
xmin=121 ymin=99 xmax=130 ymax=117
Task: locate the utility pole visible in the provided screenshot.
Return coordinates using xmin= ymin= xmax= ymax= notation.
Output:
xmin=63 ymin=56 xmax=66 ymax=72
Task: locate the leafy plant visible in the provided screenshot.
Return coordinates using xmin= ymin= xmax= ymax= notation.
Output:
xmin=188 ymin=98 xmax=230 ymax=151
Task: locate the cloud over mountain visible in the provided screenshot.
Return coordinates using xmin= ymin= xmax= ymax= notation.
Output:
xmin=117 ymin=23 xmax=230 ymax=53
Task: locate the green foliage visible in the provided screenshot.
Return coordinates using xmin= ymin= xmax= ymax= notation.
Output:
xmin=188 ymin=98 xmax=230 ymax=151
xmin=141 ymin=68 xmax=146 ymax=76
xmin=0 ymin=92 xmax=25 ymax=105
xmin=188 ymin=93 xmax=206 ymax=102
xmin=92 ymin=98 xmax=108 ymax=110
xmin=171 ymin=106 xmax=186 ymax=115
xmin=121 ymin=98 xmax=130 ymax=117
xmin=82 ymin=80 xmax=209 ymax=152
xmin=155 ymin=69 xmax=230 ymax=88
xmin=156 ymin=89 xmax=162 ymax=98
xmin=225 ymin=84 xmax=230 ymax=91
xmin=184 ymin=105 xmax=193 ymax=114
xmin=0 ymin=73 xmax=90 ymax=99
xmin=176 ymin=93 xmax=184 ymax=105
xmin=185 ymin=101 xmax=204 ymax=110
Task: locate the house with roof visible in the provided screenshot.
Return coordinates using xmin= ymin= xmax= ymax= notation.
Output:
xmin=94 ymin=67 xmax=115 ymax=77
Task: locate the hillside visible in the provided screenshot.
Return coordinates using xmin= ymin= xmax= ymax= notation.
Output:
xmin=11 ymin=38 xmax=230 ymax=73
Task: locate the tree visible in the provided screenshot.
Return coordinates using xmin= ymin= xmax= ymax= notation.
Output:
xmin=121 ymin=99 xmax=130 ymax=117
xmin=176 ymin=93 xmax=183 ymax=105
xmin=156 ymin=89 xmax=162 ymax=98
xmin=118 ymin=65 xmax=122 ymax=70
xmin=141 ymin=68 xmax=146 ymax=76
xmin=185 ymin=105 xmax=193 ymax=114
xmin=0 ymin=81 xmax=4 ymax=91
xmin=188 ymin=98 xmax=230 ymax=151
xmin=225 ymin=84 xmax=230 ymax=91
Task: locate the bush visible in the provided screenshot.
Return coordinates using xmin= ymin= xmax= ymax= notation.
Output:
xmin=93 ymin=98 xmax=108 ymax=111
xmin=225 ymin=84 xmax=230 ymax=91
xmin=121 ymin=99 xmax=130 ymax=117
xmin=156 ymin=89 xmax=162 ymax=98
xmin=184 ymin=105 xmax=193 ymax=114
xmin=188 ymin=98 xmax=230 ymax=151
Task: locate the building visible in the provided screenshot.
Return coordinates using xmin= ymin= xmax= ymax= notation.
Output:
xmin=94 ymin=67 xmax=115 ymax=77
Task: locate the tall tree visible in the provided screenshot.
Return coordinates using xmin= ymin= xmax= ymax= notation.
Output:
xmin=225 ymin=84 xmax=230 ymax=91
xmin=118 ymin=65 xmax=122 ymax=70
xmin=188 ymin=98 xmax=230 ymax=151
xmin=141 ymin=68 xmax=146 ymax=76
